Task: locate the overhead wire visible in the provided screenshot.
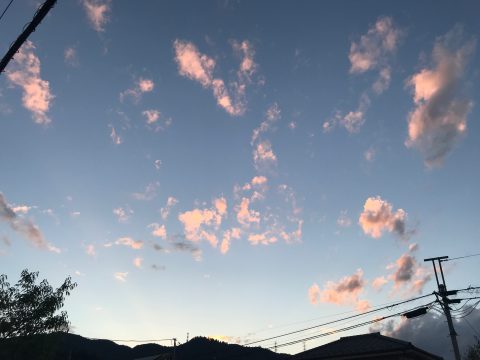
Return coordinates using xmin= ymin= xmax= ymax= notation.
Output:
xmin=0 ymin=0 xmax=14 ymax=23
xmin=244 ymin=292 xmax=435 ymax=346
xmin=443 ymin=253 xmax=480 ymax=262
xmin=267 ymin=301 xmax=437 ymax=350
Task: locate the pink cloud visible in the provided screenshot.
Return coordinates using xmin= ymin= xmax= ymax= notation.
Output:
xmin=173 ymin=39 xmax=256 ymax=116
xmin=405 ymin=26 xmax=475 ymax=167
xmin=149 ymin=223 xmax=167 ymax=239
xmin=133 ymin=257 xmax=143 ymax=268
xmin=142 ymin=110 xmax=160 ymax=124
xmin=82 ymin=0 xmax=111 ymax=32
xmin=110 ymin=126 xmax=122 ymax=145
xmin=220 ymin=227 xmax=241 ymax=254
xmin=372 ymin=276 xmax=388 ymax=291
xmin=359 ymin=196 xmax=409 ymax=239
xmin=236 ymin=197 xmax=260 ymax=227
xmin=253 ymin=140 xmax=277 ymax=170
xmin=161 ymin=196 xmax=179 ymax=220
xmin=248 ymin=232 xmax=277 ymax=246
xmin=178 ymin=198 xmax=227 ymax=247
xmin=251 ymin=103 xmax=281 ymax=144
xmin=85 ymin=244 xmax=96 ymax=257
xmin=309 ymin=269 xmax=368 ymax=310
xmin=64 ymin=47 xmax=79 ymax=67
xmin=120 ymin=78 xmax=155 ymax=103
xmin=115 ymin=237 xmax=143 ymax=250
xmin=349 ymin=16 xmax=401 ymax=74
xmin=6 ymin=41 xmax=54 ymax=125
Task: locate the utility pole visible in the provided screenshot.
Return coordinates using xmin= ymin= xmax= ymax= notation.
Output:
xmin=424 ymin=256 xmax=461 ymax=360
xmin=173 ymin=338 xmax=177 ymax=360
xmin=0 ymin=0 xmax=57 ymax=73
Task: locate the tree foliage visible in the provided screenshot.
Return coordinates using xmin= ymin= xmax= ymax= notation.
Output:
xmin=0 ymin=269 xmax=76 ymax=339
xmin=465 ymin=337 xmax=480 ymax=360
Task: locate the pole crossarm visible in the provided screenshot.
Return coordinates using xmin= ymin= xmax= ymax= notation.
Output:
xmin=0 ymin=0 xmax=57 ymax=74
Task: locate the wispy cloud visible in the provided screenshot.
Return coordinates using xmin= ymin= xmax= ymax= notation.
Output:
xmin=114 ymin=237 xmax=143 ymax=250
xmin=109 ymin=126 xmax=122 ymax=145
xmin=82 ymin=0 xmax=111 ymax=32
xmin=113 ymin=207 xmax=133 ymax=223
xmin=236 ymin=197 xmax=260 ymax=227
xmin=405 ymin=26 xmax=476 ymax=167
xmin=132 ymin=182 xmax=159 ymax=201
xmin=173 ymin=39 xmax=257 ymax=116
xmin=133 ymin=257 xmax=143 ymax=268
xmin=220 ymin=227 xmax=241 ymax=254
xmin=253 ymin=140 xmax=277 ymax=171
xmin=120 ymin=78 xmax=155 ymax=103
xmin=359 ymin=196 xmax=411 ymax=240
xmin=337 ymin=210 xmax=352 ymax=228
xmin=64 ymin=47 xmax=79 ymax=67
xmin=161 ymin=196 xmax=179 ymax=220
xmin=114 ymin=271 xmax=128 ymax=282
xmin=85 ymin=244 xmax=96 ymax=257
xmin=0 ymin=193 xmax=58 ymax=252
xmin=6 ymin=41 xmax=54 ymax=125
xmin=251 ymin=103 xmax=281 ymax=144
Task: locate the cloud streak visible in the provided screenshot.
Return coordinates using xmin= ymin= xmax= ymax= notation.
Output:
xmin=0 ymin=193 xmax=58 ymax=252
xmin=82 ymin=0 xmax=111 ymax=32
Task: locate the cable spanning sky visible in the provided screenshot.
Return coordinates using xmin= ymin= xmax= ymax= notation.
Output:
xmin=0 ymin=0 xmax=479 ymax=357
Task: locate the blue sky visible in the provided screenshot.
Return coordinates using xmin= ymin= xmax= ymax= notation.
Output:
xmin=1 ymin=0 xmax=479 ymax=356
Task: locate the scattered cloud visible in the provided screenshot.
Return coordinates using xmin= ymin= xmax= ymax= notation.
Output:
xmin=82 ymin=0 xmax=111 ymax=32
xmin=251 ymin=103 xmax=281 ymax=144
xmin=405 ymin=26 xmax=476 ymax=167
xmin=253 ymin=140 xmax=277 ymax=171
xmin=114 ymin=271 xmax=128 ymax=282
xmin=64 ymin=47 xmax=79 ymax=67
xmin=149 ymin=223 xmax=167 ymax=239
xmin=248 ymin=231 xmax=277 ymax=246
xmin=372 ymin=276 xmax=388 ymax=291
xmin=85 ymin=244 xmax=96 ymax=257
xmin=114 ymin=237 xmax=143 ymax=250
xmin=161 ymin=196 xmax=179 ymax=220
xmin=364 ymin=147 xmax=376 ymax=162
xmin=170 ymin=240 xmax=202 ymax=261
xmin=113 ymin=207 xmax=133 ymax=223
xmin=220 ymin=227 xmax=241 ymax=254
xmin=11 ymin=205 xmax=33 ymax=215
xmin=133 ymin=257 xmax=143 ymax=268
xmin=349 ymin=16 xmax=401 ymax=76
xmin=236 ymin=197 xmax=260 ymax=227
xmin=178 ymin=197 xmax=227 ymax=247
xmin=154 ymin=159 xmax=162 ymax=170
xmin=337 ymin=210 xmax=352 ymax=228
xmin=309 ymin=269 xmax=369 ymax=310
xmin=359 ymin=196 xmax=411 ymax=240
xmin=142 ymin=109 xmax=160 ymax=124
xmin=6 ymin=41 xmax=54 ymax=125
xmin=120 ymin=78 xmax=155 ymax=103
xmin=173 ymin=39 xmax=257 ymax=116
xmin=323 ymin=93 xmax=370 ymax=134
xmin=110 ymin=126 xmax=122 ymax=145
xmin=132 ymin=181 xmax=159 ymax=201
xmin=0 ymin=193 xmax=58 ymax=252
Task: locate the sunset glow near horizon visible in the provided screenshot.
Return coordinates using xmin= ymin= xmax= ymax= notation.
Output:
xmin=1 ymin=0 xmax=479 ymax=355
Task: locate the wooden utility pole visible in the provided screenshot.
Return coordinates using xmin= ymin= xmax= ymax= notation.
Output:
xmin=0 ymin=0 xmax=57 ymax=73
xmin=424 ymin=256 xmax=461 ymax=360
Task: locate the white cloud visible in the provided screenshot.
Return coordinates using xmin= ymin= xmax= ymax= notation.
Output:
xmin=113 ymin=207 xmax=133 ymax=223
xmin=110 ymin=126 xmax=122 ymax=145
xmin=114 ymin=271 xmax=128 ymax=282
xmin=6 ymin=41 xmax=54 ymax=125
xmin=64 ymin=47 xmax=79 ymax=67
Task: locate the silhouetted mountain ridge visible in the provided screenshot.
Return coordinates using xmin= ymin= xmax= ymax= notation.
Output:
xmin=0 ymin=332 xmax=291 ymax=360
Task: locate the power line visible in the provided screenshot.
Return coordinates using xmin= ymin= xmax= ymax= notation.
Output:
xmin=0 ymin=0 xmax=57 ymax=73
xmin=86 ymin=337 xmax=174 ymax=343
xmin=244 ymin=292 xmax=435 ymax=347
xmin=0 ymin=0 xmax=15 ymax=23
xmin=443 ymin=253 xmax=480 ymax=262
xmin=267 ymin=302 xmax=436 ymax=350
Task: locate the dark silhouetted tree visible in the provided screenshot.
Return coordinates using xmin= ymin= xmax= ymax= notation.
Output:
xmin=0 ymin=269 xmax=76 ymax=339
xmin=465 ymin=337 xmax=480 ymax=360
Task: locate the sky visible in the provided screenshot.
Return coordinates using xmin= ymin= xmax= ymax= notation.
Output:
xmin=1 ymin=0 xmax=480 ymax=358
